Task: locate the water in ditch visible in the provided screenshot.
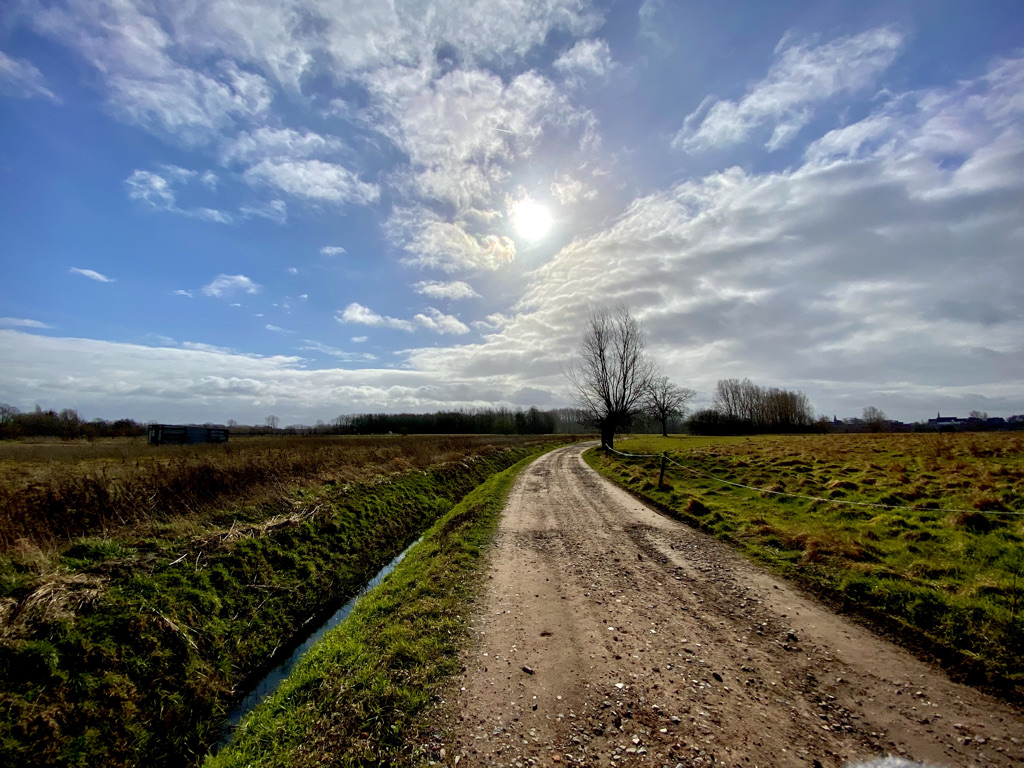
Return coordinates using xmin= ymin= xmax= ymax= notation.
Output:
xmin=216 ymin=536 xmax=423 ymax=748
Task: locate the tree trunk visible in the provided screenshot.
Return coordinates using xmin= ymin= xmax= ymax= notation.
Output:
xmin=601 ymin=422 xmax=615 ymax=451
xmin=661 ymin=417 xmax=668 ymax=437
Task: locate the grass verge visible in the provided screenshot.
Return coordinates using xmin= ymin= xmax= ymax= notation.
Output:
xmin=206 ymin=446 xmax=543 ymax=768
xmin=588 ymin=433 xmax=1024 ymax=701
xmin=1 ymin=444 xmax=562 ymax=767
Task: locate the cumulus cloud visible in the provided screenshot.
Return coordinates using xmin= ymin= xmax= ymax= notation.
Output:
xmin=372 ymin=61 xmax=595 ymax=269
xmin=320 ymin=245 xmax=347 ymax=256
xmin=338 ymin=302 xmax=470 ymax=335
xmin=0 ymin=328 xmax=561 ymax=423
xmin=243 ymin=159 xmax=379 ymax=204
xmin=553 ymin=39 xmax=613 ymax=84
xmin=69 ymin=267 xmax=115 ymax=283
xmin=0 ymin=51 xmax=60 ymax=102
xmin=412 ymin=308 xmax=470 ymax=335
xmin=412 ymin=280 xmax=479 ymax=300
xmin=25 ymin=1 xmax=272 ymax=145
xmin=389 ymin=208 xmax=516 ymax=272
xmin=399 ymin=55 xmax=1024 ymax=420
xmin=221 ymin=127 xmax=346 ymax=165
xmin=201 ymin=274 xmax=261 ymax=298
xmin=471 ymin=313 xmax=513 ymax=331
xmin=676 ymin=27 xmax=903 ymax=152
xmin=377 ymin=67 xmax=574 ymax=207
xmin=173 ymin=290 xmax=194 ymax=298
xmin=338 ymin=302 xmax=415 ymax=332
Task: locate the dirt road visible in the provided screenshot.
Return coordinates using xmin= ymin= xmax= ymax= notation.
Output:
xmin=430 ymin=444 xmax=1023 ymax=768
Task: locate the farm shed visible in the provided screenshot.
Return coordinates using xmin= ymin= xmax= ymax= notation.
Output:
xmin=147 ymin=424 xmax=230 ymax=445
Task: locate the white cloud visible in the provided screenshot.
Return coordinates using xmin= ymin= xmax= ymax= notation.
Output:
xmin=0 ymin=51 xmax=60 ymax=102
xmin=0 ymin=328 xmax=564 ymax=423
xmin=26 ymin=1 xmax=272 ymax=145
xmin=676 ymin=27 xmax=903 ymax=152
xmin=389 ymin=207 xmax=516 ymax=272
xmin=376 ymin=67 xmax=572 ymax=210
xmin=471 ymin=313 xmax=512 ymax=331
xmin=553 ymin=39 xmax=613 ymax=83
xmin=173 ymin=289 xmax=194 ymax=298
xmin=265 ymin=324 xmax=294 ymax=333
xmin=221 ymin=127 xmax=346 ymax=165
xmin=125 ymin=170 xmax=176 ymax=209
xmin=69 ymin=267 xmax=115 ymax=283
xmin=337 ymin=302 xmax=470 ymax=335
xmin=287 ymin=267 xmax=298 ymax=275
xmin=551 ymin=175 xmax=598 ymax=205
xmin=412 ymin=280 xmax=479 ymax=300
xmin=412 ymin=308 xmax=470 ymax=335
xmin=202 ymin=274 xmax=261 ymax=298
xmin=338 ymin=302 xmax=415 ymax=332
xmin=299 ymin=340 xmax=377 ymax=362
xmin=0 ymin=317 xmax=53 ymax=329
xmin=240 ymin=199 xmax=287 ymax=224
xmin=125 ymin=168 xmax=232 ymax=223
xmin=244 ymin=159 xmax=379 ymax=204
xmin=351 ymin=336 xmax=368 ymax=343
xmin=320 ymin=245 xmax=347 ymax=256
xmin=399 ymin=55 xmax=1024 ymax=421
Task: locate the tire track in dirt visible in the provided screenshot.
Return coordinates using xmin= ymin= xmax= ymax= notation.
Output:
xmin=428 ymin=444 xmax=1023 ymax=767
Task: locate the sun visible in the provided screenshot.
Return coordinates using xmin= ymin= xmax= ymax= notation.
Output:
xmin=510 ymin=199 xmax=553 ymax=242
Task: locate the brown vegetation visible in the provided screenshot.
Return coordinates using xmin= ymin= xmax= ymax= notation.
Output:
xmin=0 ymin=434 xmax=562 ymax=553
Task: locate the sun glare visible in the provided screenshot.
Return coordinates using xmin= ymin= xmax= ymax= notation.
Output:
xmin=511 ymin=199 xmax=553 ymax=242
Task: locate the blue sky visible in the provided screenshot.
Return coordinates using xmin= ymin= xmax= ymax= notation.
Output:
xmin=1 ymin=0 xmax=1022 ymax=425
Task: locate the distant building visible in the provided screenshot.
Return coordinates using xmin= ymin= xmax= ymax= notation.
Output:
xmin=927 ymin=412 xmax=965 ymax=430
xmin=147 ymin=424 xmax=230 ymax=445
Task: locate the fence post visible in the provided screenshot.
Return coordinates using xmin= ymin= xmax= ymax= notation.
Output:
xmin=658 ymin=452 xmax=667 ymax=489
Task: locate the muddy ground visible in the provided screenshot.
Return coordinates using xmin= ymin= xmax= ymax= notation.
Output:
xmin=427 ymin=444 xmax=1023 ymax=768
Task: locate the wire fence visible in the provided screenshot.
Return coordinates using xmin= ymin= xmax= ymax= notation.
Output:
xmin=603 ymin=445 xmax=1023 ymax=516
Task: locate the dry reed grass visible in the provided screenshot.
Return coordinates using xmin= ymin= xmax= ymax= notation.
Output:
xmin=0 ymin=434 xmax=556 ymax=554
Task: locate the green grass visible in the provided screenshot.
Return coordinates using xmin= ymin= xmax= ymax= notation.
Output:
xmin=0 ymin=443 xmax=564 ymax=767
xmin=591 ymin=433 xmax=1024 ymax=699
xmin=207 ymin=447 xmax=544 ymax=768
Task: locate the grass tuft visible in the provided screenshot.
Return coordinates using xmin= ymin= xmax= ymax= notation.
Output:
xmin=588 ymin=432 xmax=1024 ymax=699
xmin=207 ymin=447 xmax=548 ymax=768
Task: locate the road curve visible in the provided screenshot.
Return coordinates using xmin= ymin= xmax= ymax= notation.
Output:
xmin=430 ymin=443 xmax=1023 ymax=768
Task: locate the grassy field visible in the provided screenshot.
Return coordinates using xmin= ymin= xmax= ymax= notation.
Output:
xmin=588 ymin=432 xmax=1024 ymax=698
xmin=207 ymin=446 xmax=546 ymax=768
xmin=0 ymin=435 xmax=575 ymax=767
xmin=0 ymin=434 xmax=550 ymax=553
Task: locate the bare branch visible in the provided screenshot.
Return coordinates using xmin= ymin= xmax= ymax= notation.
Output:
xmin=562 ymin=304 xmax=656 ymax=449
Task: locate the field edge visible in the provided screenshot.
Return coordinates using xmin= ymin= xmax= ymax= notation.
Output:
xmin=206 ymin=444 xmax=559 ymax=767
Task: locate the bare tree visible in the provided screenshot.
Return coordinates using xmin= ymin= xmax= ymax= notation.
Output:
xmin=862 ymin=405 xmax=887 ymax=432
xmin=646 ymin=375 xmax=696 ymax=437
xmin=265 ymin=415 xmax=280 ymax=431
xmin=564 ymin=304 xmax=655 ymax=450
xmin=0 ymin=403 xmax=18 ymax=426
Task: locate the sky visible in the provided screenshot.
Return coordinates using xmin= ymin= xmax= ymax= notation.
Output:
xmin=1 ymin=0 xmax=1022 ymax=426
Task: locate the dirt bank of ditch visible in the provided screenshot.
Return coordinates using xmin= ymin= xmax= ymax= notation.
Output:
xmin=427 ymin=444 xmax=1024 ymax=768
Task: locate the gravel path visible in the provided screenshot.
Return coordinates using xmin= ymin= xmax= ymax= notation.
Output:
xmin=429 ymin=444 xmax=1023 ymax=768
